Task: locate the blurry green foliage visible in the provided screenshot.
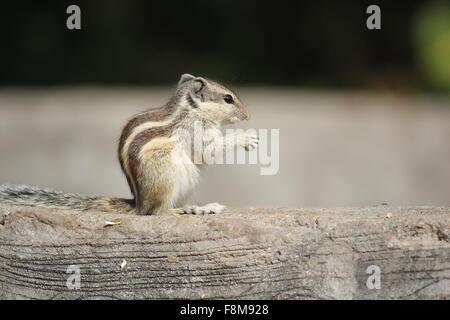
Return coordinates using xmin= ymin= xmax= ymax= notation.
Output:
xmin=413 ymin=2 xmax=450 ymax=91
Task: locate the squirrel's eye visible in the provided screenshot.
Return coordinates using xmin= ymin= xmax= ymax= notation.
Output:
xmin=223 ymin=94 xmax=234 ymax=104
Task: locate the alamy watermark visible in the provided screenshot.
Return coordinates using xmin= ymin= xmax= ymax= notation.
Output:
xmin=66 ymin=5 xmax=81 ymax=30
xmin=366 ymin=5 xmax=381 ymax=30
xmin=66 ymin=265 xmax=81 ymax=290
xmin=366 ymin=265 xmax=381 ymax=290
xmin=172 ymin=121 xmax=279 ymax=176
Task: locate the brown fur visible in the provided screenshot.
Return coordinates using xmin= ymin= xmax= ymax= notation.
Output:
xmin=116 ymin=75 xmax=251 ymax=215
xmin=118 ymin=104 xmax=177 ymax=197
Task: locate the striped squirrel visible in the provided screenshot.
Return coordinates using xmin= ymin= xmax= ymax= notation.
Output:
xmin=0 ymin=74 xmax=258 ymax=215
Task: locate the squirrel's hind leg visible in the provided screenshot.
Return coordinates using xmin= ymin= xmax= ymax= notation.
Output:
xmin=133 ymin=140 xmax=178 ymax=216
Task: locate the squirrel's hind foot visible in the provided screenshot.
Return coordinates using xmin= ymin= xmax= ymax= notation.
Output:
xmin=172 ymin=203 xmax=226 ymax=215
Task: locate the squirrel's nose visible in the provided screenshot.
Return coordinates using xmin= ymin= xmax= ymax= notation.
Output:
xmin=240 ymin=107 xmax=250 ymax=120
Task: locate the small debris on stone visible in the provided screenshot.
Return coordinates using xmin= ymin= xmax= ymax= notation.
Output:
xmin=167 ymin=255 xmax=180 ymax=263
xmin=105 ymin=220 xmax=123 ymax=227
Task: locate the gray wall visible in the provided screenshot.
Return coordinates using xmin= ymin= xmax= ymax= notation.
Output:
xmin=1 ymin=88 xmax=449 ymax=208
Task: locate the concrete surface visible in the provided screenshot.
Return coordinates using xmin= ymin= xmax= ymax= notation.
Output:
xmin=0 ymin=204 xmax=449 ymax=299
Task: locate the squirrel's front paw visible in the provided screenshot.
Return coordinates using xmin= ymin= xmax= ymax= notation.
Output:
xmin=237 ymin=133 xmax=259 ymax=151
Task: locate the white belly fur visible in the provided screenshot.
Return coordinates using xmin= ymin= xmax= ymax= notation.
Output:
xmin=170 ymin=145 xmax=200 ymax=207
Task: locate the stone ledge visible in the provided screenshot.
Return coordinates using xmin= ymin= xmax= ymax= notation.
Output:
xmin=0 ymin=204 xmax=449 ymax=299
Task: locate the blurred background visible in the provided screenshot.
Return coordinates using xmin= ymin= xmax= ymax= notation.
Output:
xmin=0 ymin=0 xmax=449 ymax=207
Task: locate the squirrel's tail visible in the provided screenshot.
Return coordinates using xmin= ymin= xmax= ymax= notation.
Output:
xmin=0 ymin=184 xmax=135 ymax=213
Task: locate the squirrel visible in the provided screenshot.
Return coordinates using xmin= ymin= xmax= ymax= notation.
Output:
xmin=0 ymin=74 xmax=258 ymax=215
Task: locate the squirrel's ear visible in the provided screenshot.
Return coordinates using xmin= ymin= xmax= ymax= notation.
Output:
xmin=178 ymin=74 xmax=195 ymax=85
xmin=192 ymin=77 xmax=206 ymax=93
